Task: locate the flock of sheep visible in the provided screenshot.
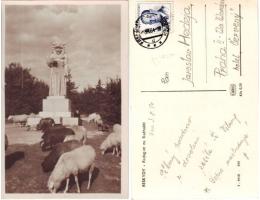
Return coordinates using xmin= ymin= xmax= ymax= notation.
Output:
xmin=7 ymin=112 xmax=105 ymax=131
xmin=6 ymin=114 xmax=121 ymax=193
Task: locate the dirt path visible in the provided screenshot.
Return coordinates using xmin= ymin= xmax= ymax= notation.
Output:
xmin=5 ymin=124 xmax=43 ymax=145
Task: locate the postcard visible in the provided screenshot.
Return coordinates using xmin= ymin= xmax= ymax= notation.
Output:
xmin=130 ymin=0 xmax=258 ymax=199
xmin=2 ymin=0 xmax=128 ymax=199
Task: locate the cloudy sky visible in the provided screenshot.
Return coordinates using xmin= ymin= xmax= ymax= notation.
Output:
xmin=5 ymin=5 xmax=121 ymax=91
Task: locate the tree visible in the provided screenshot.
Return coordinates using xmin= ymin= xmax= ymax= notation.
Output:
xmin=101 ymin=78 xmax=121 ymax=124
xmin=65 ymin=69 xmax=79 ymax=113
xmin=66 ymin=69 xmax=78 ymax=99
xmin=5 ymin=62 xmax=121 ymax=125
xmin=5 ymin=63 xmax=49 ymax=117
xmin=74 ymin=78 xmax=121 ymax=125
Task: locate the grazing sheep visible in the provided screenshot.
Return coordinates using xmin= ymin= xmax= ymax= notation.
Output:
xmin=63 ymin=126 xmax=88 ymax=144
xmin=41 ymin=140 xmax=82 ymax=172
xmin=84 ymin=113 xmax=102 ymax=124
xmin=37 ymin=118 xmax=55 ymax=131
xmin=93 ymin=114 xmax=101 ymax=124
xmin=100 ymin=132 xmax=121 ymax=156
xmin=47 ymin=145 xmax=96 ymax=193
xmin=113 ymin=124 xmax=121 ymax=134
xmin=40 ymin=126 xmax=75 ymax=151
xmin=7 ymin=114 xmax=28 ymax=127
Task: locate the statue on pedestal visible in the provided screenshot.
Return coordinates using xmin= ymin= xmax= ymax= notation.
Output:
xmin=47 ymin=41 xmax=68 ymax=96
xmin=39 ymin=41 xmax=78 ymax=125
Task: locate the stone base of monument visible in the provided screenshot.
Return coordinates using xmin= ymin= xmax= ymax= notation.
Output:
xmin=42 ymin=96 xmax=71 ymax=113
xmin=39 ymin=112 xmax=71 ymax=118
xmin=62 ymin=117 xmax=79 ymax=126
xmin=39 ymin=96 xmax=78 ymax=126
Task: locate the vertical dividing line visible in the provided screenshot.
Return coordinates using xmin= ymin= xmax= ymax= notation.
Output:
xmin=205 ymin=4 xmax=208 ymax=83
xmin=239 ymin=4 xmax=242 ymax=76
xmin=191 ymin=4 xmax=194 ymax=85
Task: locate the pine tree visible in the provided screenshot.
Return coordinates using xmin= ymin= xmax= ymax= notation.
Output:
xmin=5 ymin=63 xmax=49 ymax=117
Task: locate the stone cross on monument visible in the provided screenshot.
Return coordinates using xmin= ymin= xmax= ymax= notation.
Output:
xmin=39 ymin=41 xmax=78 ymax=126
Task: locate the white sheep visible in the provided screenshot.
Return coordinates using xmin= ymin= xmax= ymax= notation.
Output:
xmin=113 ymin=124 xmax=121 ymax=134
xmin=100 ymin=132 xmax=121 ymax=157
xmin=8 ymin=114 xmax=28 ymax=127
xmin=94 ymin=114 xmax=102 ymax=124
xmin=63 ymin=126 xmax=87 ymax=144
xmin=85 ymin=113 xmax=102 ymax=123
xmin=47 ymin=145 xmax=96 ymax=193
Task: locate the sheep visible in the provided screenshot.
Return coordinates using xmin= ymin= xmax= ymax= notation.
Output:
xmin=100 ymin=132 xmax=121 ymax=156
xmin=37 ymin=118 xmax=55 ymax=131
xmin=113 ymin=124 xmax=121 ymax=134
xmin=93 ymin=114 xmax=102 ymax=124
xmin=7 ymin=114 xmax=28 ymax=127
xmin=47 ymin=145 xmax=96 ymax=193
xmin=84 ymin=113 xmax=102 ymax=124
xmin=63 ymin=126 xmax=88 ymax=144
xmin=40 ymin=126 xmax=75 ymax=151
xmin=41 ymin=140 xmax=82 ymax=172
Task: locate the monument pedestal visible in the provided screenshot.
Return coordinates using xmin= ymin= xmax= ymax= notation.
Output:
xmin=39 ymin=96 xmax=78 ymax=125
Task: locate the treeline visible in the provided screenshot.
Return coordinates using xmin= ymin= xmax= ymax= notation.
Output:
xmin=5 ymin=63 xmax=49 ymax=117
xmin=5 ymin=63 xmax=121 ymax=125
xmin=68 ymin=78 xmax=121 ymax=125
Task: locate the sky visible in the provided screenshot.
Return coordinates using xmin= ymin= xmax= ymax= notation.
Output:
xmin=5 ymin=5 xmax=121 ymax=91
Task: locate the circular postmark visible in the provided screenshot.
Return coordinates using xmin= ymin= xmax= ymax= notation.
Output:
xmin=133 ymin=8 xmax=170 ymax=49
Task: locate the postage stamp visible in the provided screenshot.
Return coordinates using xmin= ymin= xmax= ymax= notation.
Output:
xmin=133 ymin=3 xmax=171 ymax=49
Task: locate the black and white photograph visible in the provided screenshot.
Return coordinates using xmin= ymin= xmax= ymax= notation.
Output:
xmin=2 ymin=0 xmax=128 ymax=198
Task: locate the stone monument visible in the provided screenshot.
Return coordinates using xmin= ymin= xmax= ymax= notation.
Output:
xmin=39 ymin=41 xmax=78 ymax=126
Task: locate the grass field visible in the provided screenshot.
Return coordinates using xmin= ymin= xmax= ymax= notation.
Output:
xmin=5 ymin=124 xmax=121 ymax=193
